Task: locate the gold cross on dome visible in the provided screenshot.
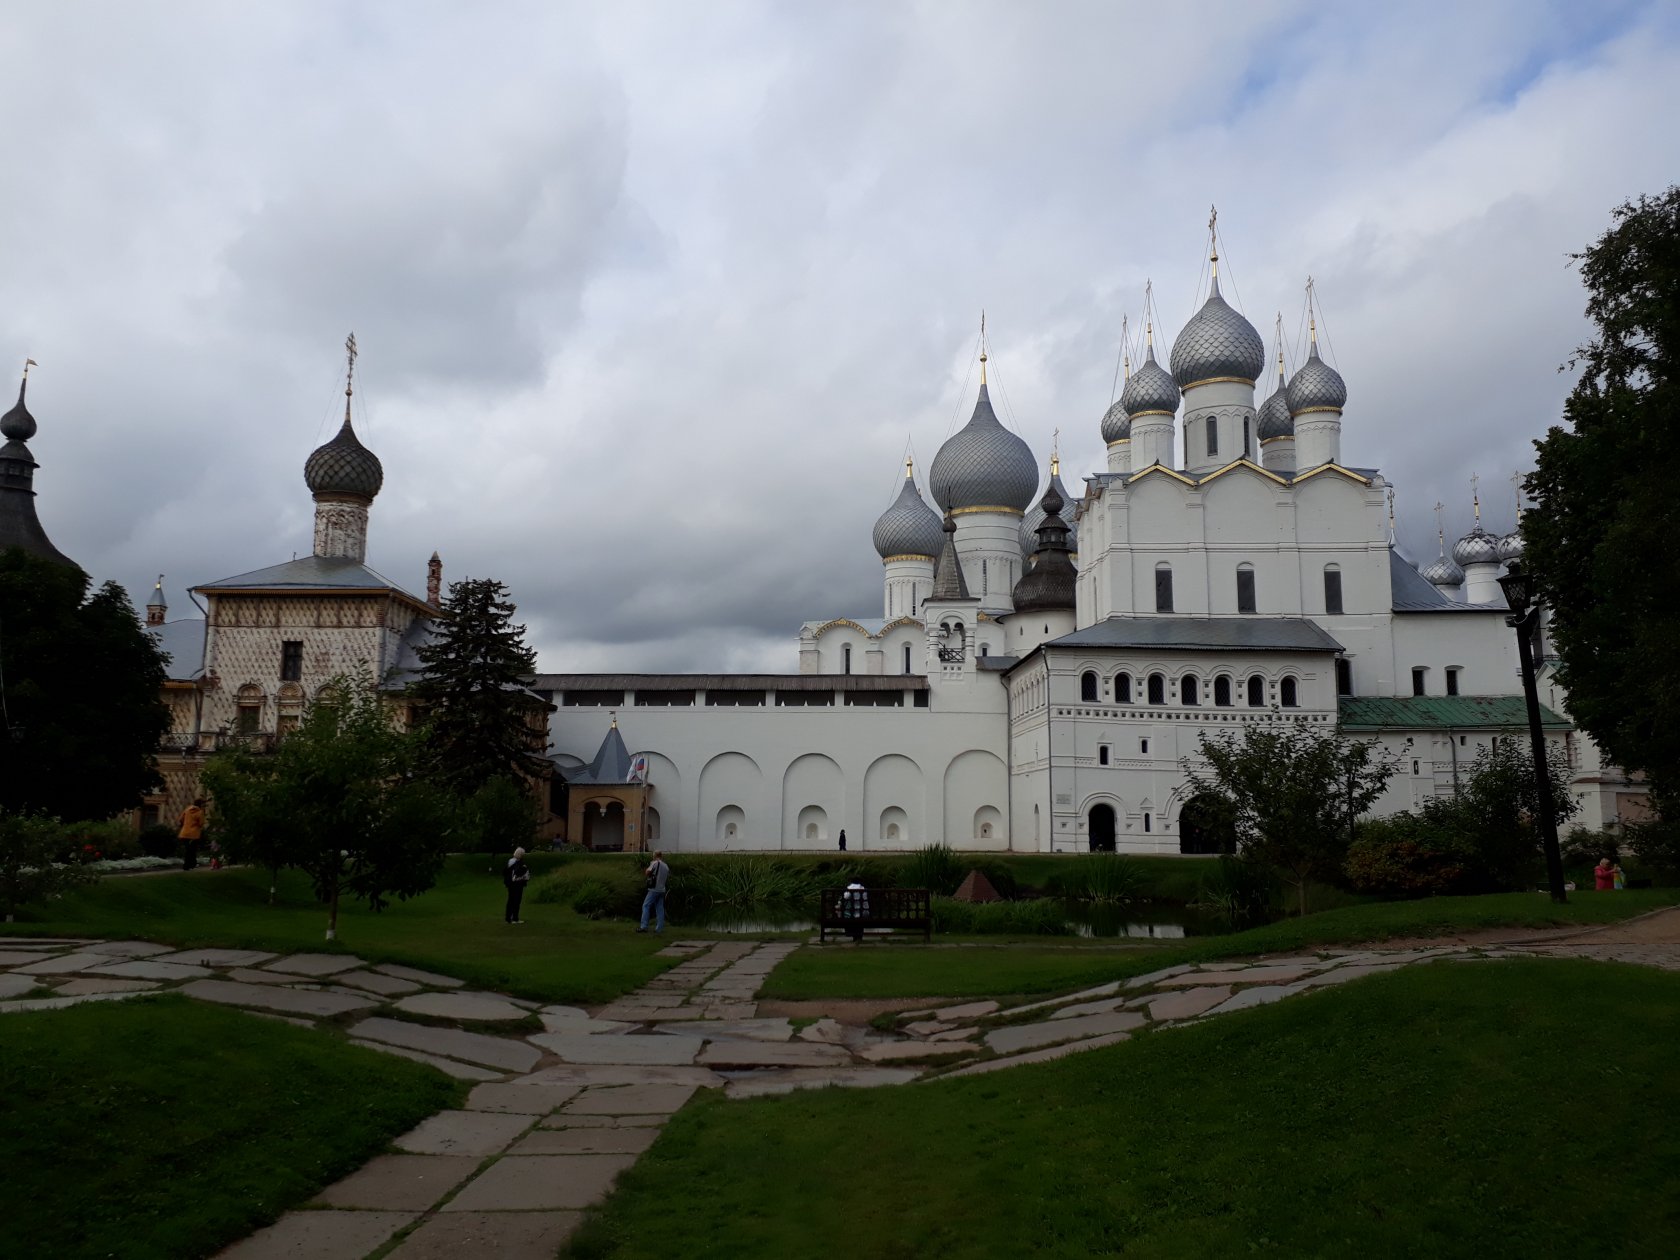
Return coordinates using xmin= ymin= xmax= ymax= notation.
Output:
xmin=345 ymin=332 xmax=358 ymax=396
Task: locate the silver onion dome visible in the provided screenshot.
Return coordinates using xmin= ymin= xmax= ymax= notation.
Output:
xmin=1100 ymin=399 xmax=1130 ymax=444
xmin=304 ymin=416 xmax=384 ymax=500
xmin=1119 ymin=346 xmax=1179 ymax=418
xmin=1169 ymin=277 xmax=1265 ymax=388
xmin=1257 ymin=366 xmax=1292 ymax=440
xmin=1020 ymin=464 xmax=1079 ymax=558
xmin=1452 ymin=525 xmax=1501 ymax=567
xmin=1421 ymin=555 xmax=1465 ymax=587
xmin=1496 ymin=528 xmax=1524 ymax=563
xmin=1286 ymin=342 xmax=1348 ymax=415
xmin=928 ymin=382 xmax=1039 ymax=513
xmin=872 ymin=464 xmax=944 ymax=559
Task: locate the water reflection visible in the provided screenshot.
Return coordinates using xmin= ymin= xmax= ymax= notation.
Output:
xmin=1064 ymin=902 xmax=1230 ymax=938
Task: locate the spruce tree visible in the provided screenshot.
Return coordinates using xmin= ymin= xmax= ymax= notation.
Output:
xmin=411 ymin=577 xmax=551 ymax=794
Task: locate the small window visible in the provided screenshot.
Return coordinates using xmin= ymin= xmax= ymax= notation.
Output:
xmin=1140 ymin=737 xmax=1150 ymax=755
xmin=1098 ymin=745 xmax=1111 ymax=766
xmin=1206 ymin=417 xmax=1218 ymax=457
xmin=914 ymin=691 xmax=930 ymax=708
xmin=1236 ymin=566 xmax=1256 ymax=614
xmin=1324 ymin=568 xmax=1344 ymax=615
xmin=1335 ymin=658 xmax=1352 ymax=697
xmin=842 ymin=644 xmax=852 ymax=675
xmin=1247 ymin=675 xmax=1264 ymax=707
xmin=1412 ymin=667 xmax=1426 ymax=697
xmin=903 ymin=643 xmax=912 ymax=674
xmin=1143 ymin=813 xmax=1152 ymax=833
xmin=1214 ymin=675 xmax=1232 ymax=707
xmin=1281 ymin=676 xmax=1298 ymax=708
xmin=979 ymin=643 xmax=989 ymax=657
xmin=1412 ymin=759 xmax=1421 ymax=775
xmin=1155 ymin=565 xmax=1173 ymax=613
xmin=1147 ymin=673 xmax=1165 ymax=705
xmin=236 ymin=705 xmax=260 ymax=735
xmin=1243 ymin=416 xmax=1252 ymax=458
xmin=280 ymin=640 xmax=303 ymax=682
xmin=1081 ymin=671 xmax=1098 ymax=702
xmin=1181 ymin=675 xmax=1199 ymax=706
xmin=981 ymin=559 xmax=987 ymax=594
xmin=1445 ymin=667 xmax=1460 ymax=697
xmin=1115 ymin=673 xmax=1132 ymax=703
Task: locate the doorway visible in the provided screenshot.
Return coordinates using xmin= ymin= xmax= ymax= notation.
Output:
xmin=1088 ymin=803 xmax=1116 ymax=852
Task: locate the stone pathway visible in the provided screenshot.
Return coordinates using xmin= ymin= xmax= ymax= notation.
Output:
xmin=4 ymin=909 xmax=1678 ymax=1256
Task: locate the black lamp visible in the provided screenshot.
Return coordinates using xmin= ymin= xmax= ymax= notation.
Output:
xmin=1498 ymin=559 xmax=1535 ymax=622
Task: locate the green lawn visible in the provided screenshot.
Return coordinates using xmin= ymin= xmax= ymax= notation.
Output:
xmin=0 ymin=994 xmax=460 ymax=1260
xmin=569 ymin=959 xmax=1680 ymax=1258
xmin=760 ymin=888 xmax=1680 ymax=999
xmin=0 ymin=855 xmax=678 ymax=1004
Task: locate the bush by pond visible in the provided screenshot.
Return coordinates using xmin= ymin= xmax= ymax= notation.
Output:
xmin=930 ymin=896 xmax=1074 ymax=935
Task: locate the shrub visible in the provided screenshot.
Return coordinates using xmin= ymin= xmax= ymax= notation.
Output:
xmin=1345 ymin=815 xmax=1479 ymax=898
xmin=897 ymin=843 xmax=967 ymax=896
xmin=1190 ymin=856 xmax=1279 ymax=927
xmin=1561 ymin=824 xmax=1622 ymax=869
xmin=931 ymin=896 xmax=1073 ymax=935
xmin=530 ymin=862 xmax=644 ymax=916
xmin=686 ymin=855 xmax=825 ymax=907
xmin=137 ymin=824 xmax=178 ymax=858
xmin=1048 ymin=854 xmax=1144 ymax=903
xmin=2 ymin=812 xmax=99 ymax=921
xmin=1626 ymin=820 xmax=1680 ymax=882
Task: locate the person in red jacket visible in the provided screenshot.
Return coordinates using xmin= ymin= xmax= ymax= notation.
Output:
xmin=1594 ymin=857 xmax=1616 ymax=891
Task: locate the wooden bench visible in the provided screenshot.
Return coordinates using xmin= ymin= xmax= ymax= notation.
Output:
xmin=818 ymin=887 xmax=932 ymax=943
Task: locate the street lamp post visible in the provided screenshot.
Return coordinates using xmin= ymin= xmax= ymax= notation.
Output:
xmin=1496 ymin=560 xmax=1568 ymax=904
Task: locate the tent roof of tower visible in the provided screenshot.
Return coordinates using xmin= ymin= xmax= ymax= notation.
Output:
xmin=193 ymin=555 xmax=428 ymax=608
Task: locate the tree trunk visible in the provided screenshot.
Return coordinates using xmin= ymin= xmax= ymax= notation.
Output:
xmin=326 ymin=877 xmax=340 ymax=941
xmin=1297 ymin=876 xmax=1308 ymax=919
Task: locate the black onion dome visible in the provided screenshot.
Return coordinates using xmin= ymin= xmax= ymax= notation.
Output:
xmin=1120 ymin=346 xmax=1179 ymax=418
xmin=928 ymin=383 xmax=1039 ymax=512
xmin=1020 ymin=467 xmax=1079 ymax=558
xmin=872 ymin=467 xmax=944 ymax=559
xmin=1257 ymin=365 xmax=1292 ymax=440
xmin=1012 ymin=483 xmax=1077 ymax=614
xmin=1100 ymin=399 xmax=1130 ymax=444
xmin=1286 ymin=342 xmax=1348 ymax=415
xmin=1 ymin=378 xmax=36 ymax=441
xmin=1169 ymin=277 xmax=1265 ymax=388
xmin=304 ymin=416 xmax=384 ymax=499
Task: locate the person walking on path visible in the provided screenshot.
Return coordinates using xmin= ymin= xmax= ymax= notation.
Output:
xmin=503 ymin=847 xmax=530 ymax=924
xmin=638 ymin=851 xmax=670 ymax=933
xmin=177 ymin=799 xmax=206 ymax=872
xmin=837 ymin=829 xmax=847 ymax=852
xmin=1595 ymin=857 xmax=1616 ymax=891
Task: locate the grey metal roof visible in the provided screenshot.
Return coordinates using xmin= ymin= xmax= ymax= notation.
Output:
xmin=1257 ymin=366 xmax=1293 ymax=439
xmin=1020 ymin=468 xmax=1079 ymax=558
xmin=1496 ymin=528 xmax=1524 ymax=563
xmin=304 ymin=414 xmax=384 ymax=500
xmin=1100 ymin=398 xmax=1130 ymax=443
xmin=1013 ymin=484 xmax=1078 ymax=614
xmin=1169 ymin=278 xmax=1265 ymax=388
xmin=929 ymin=513 xmax=971 ymax=600
xmin=565 ymin=722 xmax=634 ymax=784
xmin=1389 ymin=547 xmax=1503 ymax=612
xmin=195 ymin=555 xmax=426 ymax=603
xmin=535 ymin=673 xmax=929 ymax=692
xmin=928 ymin=384 xmax=1039 ymax=512
xmin=872 ymin=469 xmax=944 ymax=559
xmin=149 ymin=617 xmax=206 ymax=681
xmin=1046 ymin=615 xmax=1343 ymax=653
xmin=1286 ymin=343 xmax=1348 ymax=414
xmin=1119 ymin=347 xmax=1179 ymax=417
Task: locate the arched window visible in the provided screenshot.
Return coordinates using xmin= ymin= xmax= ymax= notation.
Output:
xmin=1214 ymin=675 xmax=1232 ymax=706
xmin=1247 ymin=675 xmax=1265 ymax=707
xmin=1143 ymin=812 xmax=1153 ymax=833
xmin=842 ymin=644 xmax=852 ymax=675
xmin=1114 ymin=672 xmax=1132 ymax=703
xmin=1181 ymin=675 xmax=1199 ymax=706
xmin=903 ymin=643 xmax=912 ymax=674
xmin=1155 ymin=564 xmax=1173 ymax=613
xmin=1147 ymin=673 xmax=1166 ymax=705
xmin=1281 ymin=676 xmax=1299 ymax=708
xmin=1323 ymin=565 xmax=1344 ymax=615
xmin=1206 ymin=416 xmax=1218 ymax=457
xmin=1081 ymin=671 xmax=1098 ymax=702
xmin=1236 ymin=564 xmax=1256 ymax=614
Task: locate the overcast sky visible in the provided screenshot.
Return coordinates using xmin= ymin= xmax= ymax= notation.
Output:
xmin=6 ymin=1 xmax=1679 ymax=672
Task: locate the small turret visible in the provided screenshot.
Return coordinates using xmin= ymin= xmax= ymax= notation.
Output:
xmin=306 ymin=333 xmax=383 ymax=563
xmin=146 ymin=575 xmax=168 ymax=627
xmin=0 ymin=360 xmax=76 ymax=568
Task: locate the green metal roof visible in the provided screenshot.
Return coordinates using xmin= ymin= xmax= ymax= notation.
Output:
xmin=1338 ymin=695 xmax=1569 ymax=731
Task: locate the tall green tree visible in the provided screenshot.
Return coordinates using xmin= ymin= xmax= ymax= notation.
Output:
xmin=1185 ymin=718 xmax=1400 ymax=916
xmin=203 ymin=669 xmax=450 ymax=939
xmin=1525 ymin=187 xmax=1680 ymax=808
xmin=411 ymin=577 xmax=550 ymax=795
xmin=1 ymin=551 xmax=169 ymax=820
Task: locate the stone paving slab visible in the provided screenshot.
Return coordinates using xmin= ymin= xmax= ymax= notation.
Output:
xmin=350 ymin=1040 xmax=504 ymax=1082
xmin=394 ymin=1110 xmax=532 ymax=1157
xmin=538 ymin=1004 xmax=591 ymax=1022
xmin=509 ymin=1126 xmax=660 ymax=1155
xmin=928 ymin=999 xmax=1002 ymax=1020
xmin=985 ymin=1010 xmax=1145 ymax=1055
xmin=1300 ymin=963 xmax=1407 ymax=988
xmin=1158 ymin=965 xmax=1313 ymax=988
xmin=0 ymin=973 xmax=43 ymax=998
xmin=222 ymin=968 xmax=298 ymax=985
xmin=374 ymin=963 xmax=465 ymax=988
xmin=395 ymin=991 xmax=530 ymax=1022
xmin=722 ymin=1066 xmax=920 ymax=1099
xmin=312 ymin=1154 xmax=482 ymax=1210
xmin=82 ymin=940 xmax=175 ymax=958
xmin=55 ymin=977 xmax=161 ymax=996
xmin=903 ymin=1019 xmax=955 ymax=1037
xmin=698 ymin=1039 xmax=851 ymax=1068
xmin=214 ymin=1208 xmax=416 ymax=1259
xmin=929 ymin=1025 xmax=981 ymax=1042
xmin=597 ymin=1005 xmax=706 ymax=1022
xmin=999 ymin=984 xmax=1124 ymax=1019
xmin=443 ymin=1154 xmax=638 ymax=1212
xmin=855 ymin=1040 xmax=977 ymax=1063
xmin=464 ymin=1082 xmax=582 ymax=1114
xmin=12 ymin=951 xmax=108 ymax=975
xmin=531 ymin=1032 xmax=704 ymax=1066
xmin=537 ymin=1113 xmax=620 ymax=1129
xmin=0 ymin=937 xmax=96 ymax=946
xmin=564 ymin=1084 xmax=700 ymax=1115
xmin=796 ymin=1018 xmax=848 ymax=1044
xmin=385 ymin=1211 xmax=582 ymax=1259
xmin=1122 ymin=963 xmax=1198 ymax=990
xmin=87 ymin=959 xmax=212 ymax=981
xmin=1049 ymin=997 xmax=1132 ymax=1021
xmin=1145 ymin=986 xmax=1233 ymax=1022
xmin=1203 ymin=984 xmax=1301 ymax=1017
xmin=513 ymin=1064 xmax=727 ymax=1090
xmin=0 ymin=991 xmax=150 ymax=1013
xmin=151 ymin=948 xmax=277 ymax=968
xmin=349 ymin=1017 xmax=541 ymax=1073
xmin=332 ymin=969 xmax=421 ymax=996
xmin=181 ymin=978 xmax=377 ymax=1018
xmin=699 ymin=1002 xmax=758 ymax=1020
xmin=661 ymin=1017 xmax=793 ymax=1041
xmin=262 ymin=953 xmax=363 ymax=977
xmin=943 ymin=1032 xmax=1132 ymax=1078
xmin=0 ymin=950 xmax=51 ymax=967
xmin=538 ymin=1012 xmax=633 ymax=1034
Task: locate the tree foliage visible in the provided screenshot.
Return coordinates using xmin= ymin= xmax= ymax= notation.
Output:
xmin=203 ymin=669 xmax=450 ymax=939
xmin=1185 ymin=718 xmax=1400 ymax=916
xmin=411 ymin=577 xmax=550 ymax=796
xmin=1525 ymin=186 xmax=1680 ymax=809
xmin=0 ymin=550 xmax=169 ymax=819
xmin=0 ymin=811 xmax=98 ymax=922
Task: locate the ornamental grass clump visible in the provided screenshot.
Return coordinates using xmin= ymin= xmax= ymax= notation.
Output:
xmin=687 ymin=855 xmax=825 ymax=907
xmin=897 ymin=842 xmax=967 ymax=896
xmin=1054 ymin=854 xmax=1145 ymax=903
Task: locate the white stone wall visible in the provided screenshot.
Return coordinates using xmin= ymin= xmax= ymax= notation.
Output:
xmin=953 ymin=509 xmax=1025 ymax=616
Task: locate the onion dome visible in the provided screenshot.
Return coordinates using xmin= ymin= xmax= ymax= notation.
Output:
xmin=1496 ymin=528 xmax=1524 ymax=563
xmin=1421 ymin=554 xmax=1465 ymax=587
xmin=1120 ymin=345 xmax=1179 ymax=419
xmin=1020 ymin=461 xmax=1079 ymax=558
xmin=1169 ymin=276 xmax=1265 ymax=389
xmin=1257 ymin=362 xmax=1292 ymax=440
xmin=1452 ymin=525 xmax=1501 ymax=567
xmin=1286 ymin=341 xmax=1348 ymax=415
xmin=872 ymin=460 xmax=944 ymax=560
xmin=1012 ymin=483 xmax=1077 ymax=614
xmin=304 ymin=414 xmax=383 ymax=500
xmin=1 ymin=376 xmax=37 ymax=441
xmin=929 ymin=382 xmax=1039 ymax=513
xmin=1100 ymin=399 xmax=1130 ymax=444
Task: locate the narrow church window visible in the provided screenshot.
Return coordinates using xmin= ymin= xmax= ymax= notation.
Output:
xmin=981 ymin=559 xmax=987 ymax=593
xmin=1081 ymin=671 xmax=1098 ymax=702
xmin=1336 ymin=658 xmax=1353 ymax=697
xmin=1281 ymin=676 xmax=1299 ymax=708
xmin=1214 ymin=675 xmax=1232 ymax=706
xmin=1412 ymin=667 xmax=1427 ymax=696
xmin=903 ymin=644 xmax=912 ymax=674
xmin=1243 ymin=417 xmax=1252 ymax=458
xmin=1143 ymin=813 xmax=1152 ymax=833
xmin=1236 ymin=566 xmax=1256 ymax=614
xmin=1115 ymin=673 xmax=1132 ymax=702
xmin=1206 ymin=417 xmax=1218 ymax=457
xmin=1181 ymin=675 xmax=1199 ymax=706
xmin=1246 ymin=675 xmax=1264 ymax=707
xmin=1155 ymin=565 xmax=1173 ymax=613
xmin=1099 ymin=745 xmax=1110 ymax=765
xmin=1445 ymin=666 xmax=1461 ymax=696
xmin=1413 ymin=759 xmax=1420 ymax=775
xmin=1324 ymin=567 xmax=1344 ymax=615
xmin=1140 ymin=737 xmax=1150 ymax=754
xmin=1147 ymin=673 xmax=1166 ymax=705
xmin=843 ymin=644 xmax=852 ymax=675
xmin=280 ymin=640 xmax=303 ymax=682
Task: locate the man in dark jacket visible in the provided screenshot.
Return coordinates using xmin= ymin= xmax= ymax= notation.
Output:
xmin=503 ymin=847 xmax=530 ymax=924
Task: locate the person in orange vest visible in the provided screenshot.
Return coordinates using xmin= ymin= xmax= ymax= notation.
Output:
xmin=178 ymin=798 xmax=207 ymax=872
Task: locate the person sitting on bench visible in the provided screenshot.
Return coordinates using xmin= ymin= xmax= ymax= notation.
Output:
xmin=841 ymin=880 xmax=869 ymax=942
